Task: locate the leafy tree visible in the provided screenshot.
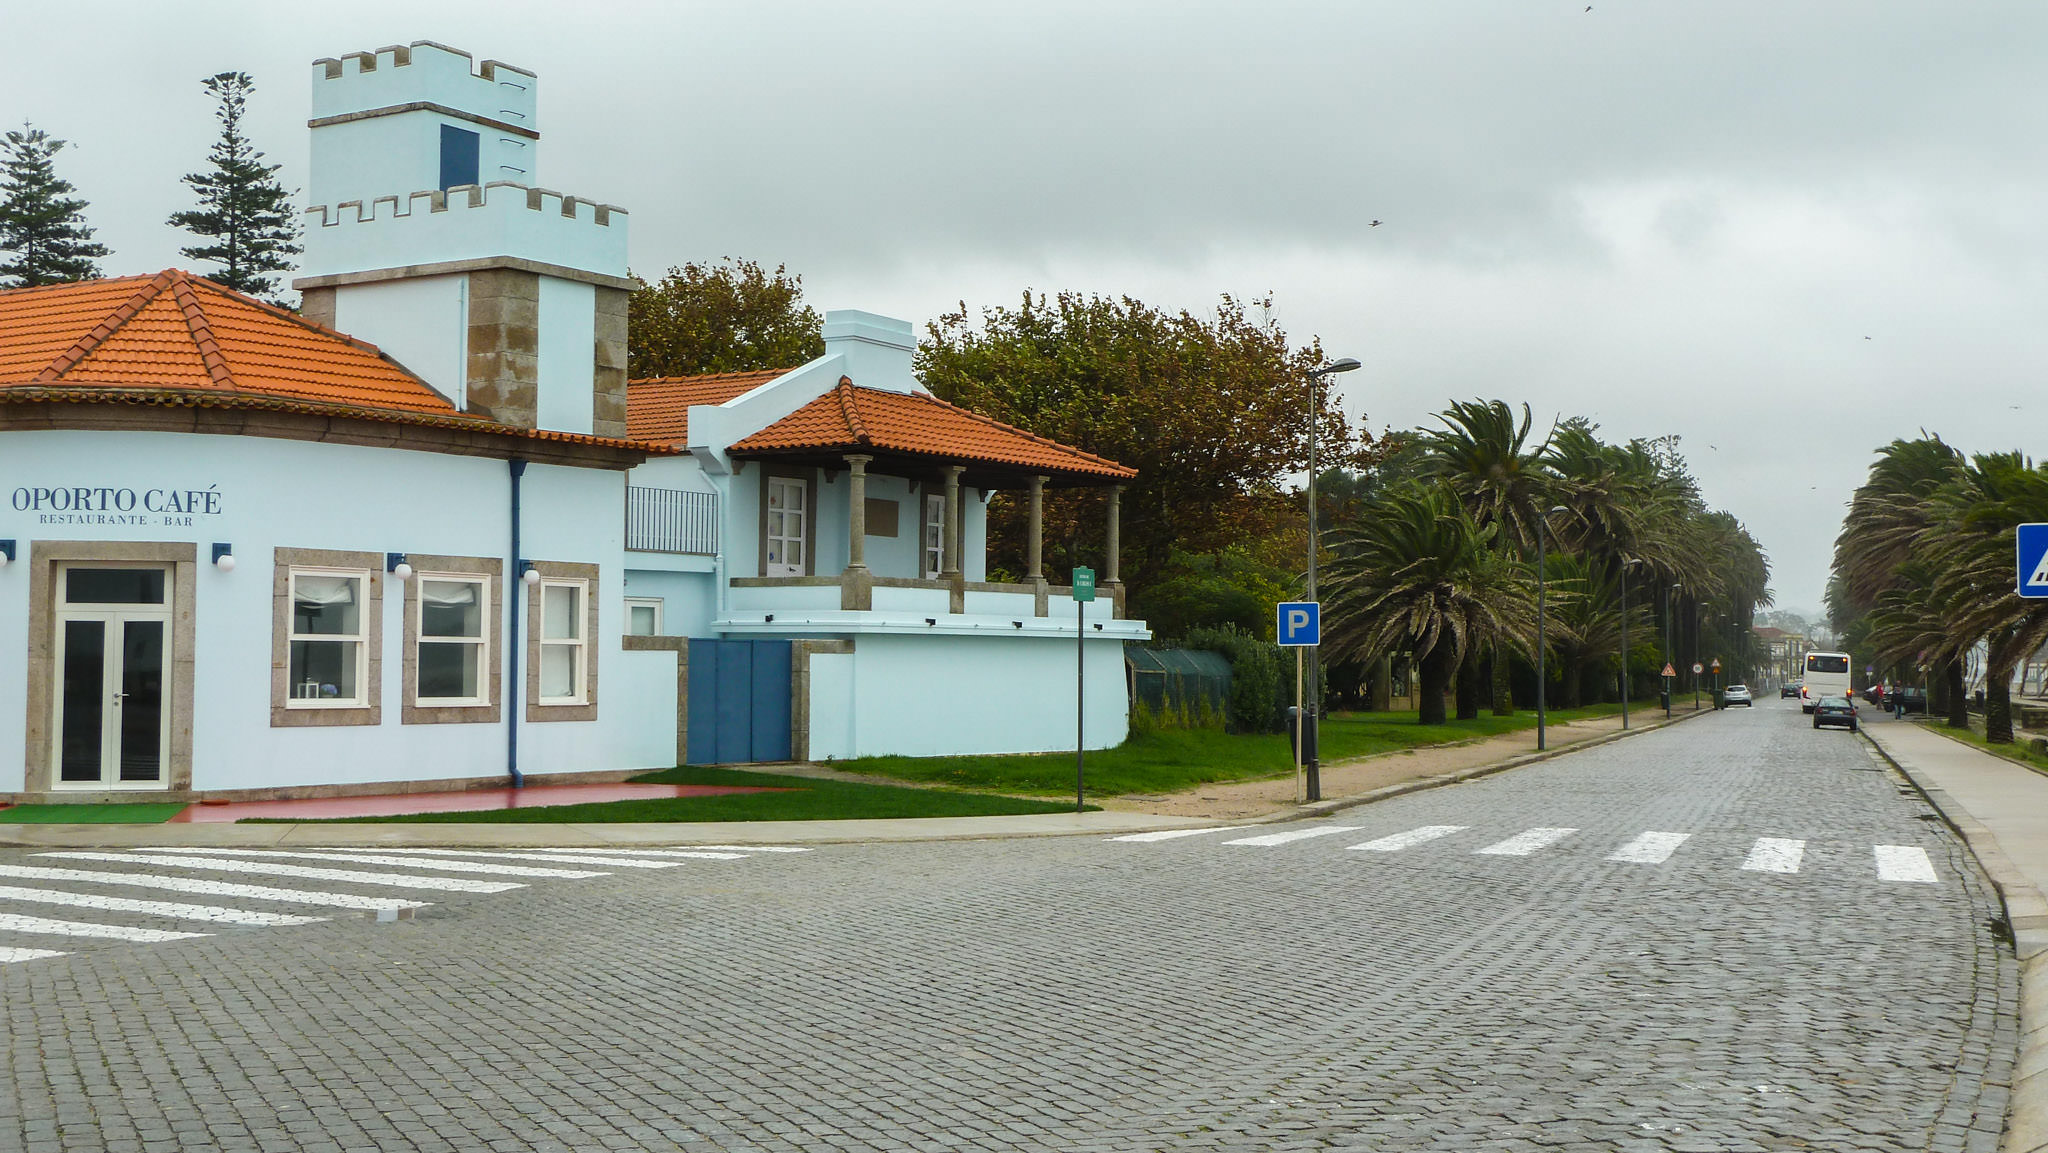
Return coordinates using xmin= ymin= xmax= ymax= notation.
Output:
xmin=167 ymin=72 xmax=300 ymax=299
xmin=627 ymin=259 xmax=825 ymax=379
xmin=1142 ymin=547 xmax=1296 ymax=642
xmin=919 ymin=291 xmax=1369 ymax=606
xmin=0 ymin=124 xmax=109 ymax=287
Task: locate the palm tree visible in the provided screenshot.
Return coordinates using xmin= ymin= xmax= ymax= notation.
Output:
xmin=1923 ymin=452 xmax=2048 ymax=743
xmin=1321 ymin=482 xmax=1538 ymax=725
xmin=1419 ymin=399 xmax=1555 ymax=714
xmin=1833 ymin=435 xmax=1969 ymax=726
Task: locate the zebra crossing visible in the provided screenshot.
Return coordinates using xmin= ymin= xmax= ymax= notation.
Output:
xmin=0 ymin=843 xmax=810 ymax=965
xmin=1111 ymin=823 xmax=1942 ymax=884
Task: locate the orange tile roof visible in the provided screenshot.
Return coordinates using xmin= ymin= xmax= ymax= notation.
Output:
xmin=730 ymin=377 xmax=1136 ymax=481
xmin=0 ymin=269 xmax=670 ymax=453
xmin=626 ymin=369 xmax=788 ymax=443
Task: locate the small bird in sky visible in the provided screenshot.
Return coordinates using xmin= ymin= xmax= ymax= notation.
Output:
xmin=1585 ymin=5 xmax=1592 ymax=10
xmin=1864 ymin=336 xmax=1872 ymax=340
xmin=1370 ymin=220 xmax=1382 ymax=227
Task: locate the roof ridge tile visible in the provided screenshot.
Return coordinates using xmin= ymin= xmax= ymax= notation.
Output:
xmin=836 ymin=376 xmax=871 ymax=445
xmin=169 ymin=275 xmax=236 ymax=390
xmin=31 ymin=269 xmax=176 ymax=383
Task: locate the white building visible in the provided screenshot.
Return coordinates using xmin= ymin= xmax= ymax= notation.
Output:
xmin=0 ymin=40 xmax=1144 ymax=801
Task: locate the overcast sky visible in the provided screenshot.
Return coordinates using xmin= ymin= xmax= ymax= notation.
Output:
xmin=7 ymin=1 xmax=2045 ymax=617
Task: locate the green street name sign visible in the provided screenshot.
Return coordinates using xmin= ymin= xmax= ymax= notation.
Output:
xmin=1072 ymin=566 xmax=1096 ymax=602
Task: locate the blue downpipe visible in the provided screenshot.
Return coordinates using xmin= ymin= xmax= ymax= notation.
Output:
xmin=507 ymin=458 xmax=526 ymax=788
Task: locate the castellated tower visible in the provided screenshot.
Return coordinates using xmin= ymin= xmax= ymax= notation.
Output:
xmin=293 ymin=41 xmax=630 ymax=437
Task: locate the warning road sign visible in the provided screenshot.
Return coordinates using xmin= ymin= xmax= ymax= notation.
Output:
xmin=2019 ymin=523 xmax=2048 ymax=598
xmin=1662 ymin=663 xmax=1676 ymax=677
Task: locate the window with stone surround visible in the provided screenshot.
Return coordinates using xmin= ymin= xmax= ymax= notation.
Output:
xmin=271 ymin=548 xmax=383 ymax=729
xmin=401 ymin=555 xmax=503 ymax=726
xmin=526 ymin=561 xmax=599 ymax=722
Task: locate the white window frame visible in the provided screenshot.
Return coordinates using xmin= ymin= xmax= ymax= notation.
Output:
xmin=766 ymin=476 xmax=808 ymax=577
xmin=414 ymin=573 xmax=492 ymax=708
xmin=624 ymin=597 xmax=664 ymax=637
xmin=923 ymin=493 xmax=945 ymax=579
xmin=285 ymin=567 xmax=371 ymax=710
xmin=539 ymin=578 xmax=590 ymax=704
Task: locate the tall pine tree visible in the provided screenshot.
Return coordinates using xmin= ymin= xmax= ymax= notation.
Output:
xmin=168 ymin=71 xmax=300 ymax=299
xmin=0 ymin=124 xmax=111 ymax=288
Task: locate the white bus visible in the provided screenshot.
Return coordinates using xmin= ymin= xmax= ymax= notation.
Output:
xmin=1801 ymin=651 xmax=1853 ymax=713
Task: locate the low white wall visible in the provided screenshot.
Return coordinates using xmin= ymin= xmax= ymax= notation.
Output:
xmin=805 ymin=633 xmax=1129 ymax=760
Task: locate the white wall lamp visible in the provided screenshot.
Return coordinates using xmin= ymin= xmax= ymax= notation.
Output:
xmin=211 ymin=543 xmax=235 ymax=572
xmin=520 ymin=561 xmax=542 ymax=587
xmin=386 ymin=553 xmax=413 ymax=582
xmin=0 ymin=540 xmax=14 ymax=569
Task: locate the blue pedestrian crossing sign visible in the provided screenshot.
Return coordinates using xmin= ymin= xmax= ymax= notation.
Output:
xmin=1277 ymin=601 xmax=1321 ymax=647
xmin=2020 ymin=524 xmax=2048 ymax=599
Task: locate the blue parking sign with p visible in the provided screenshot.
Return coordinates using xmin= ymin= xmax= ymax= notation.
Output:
xmin=2020 ymin=524 xmax=2048 ymax=599
xmin=1277 ymin=601 xmax=1321 ymax=647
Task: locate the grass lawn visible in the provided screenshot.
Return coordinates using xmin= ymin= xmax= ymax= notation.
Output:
xmin=1920 ymin=717 xmax=2048 ymax=776
xmin=261 ymin=765 xmax=1093 ymax=823
xmin=835 ymin=700 xmax=1656 ymax=797
xmin=0 ymin=803 xmax=186 ymax=824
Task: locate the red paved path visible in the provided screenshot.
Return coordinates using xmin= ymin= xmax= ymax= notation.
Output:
xmin=167 ymin=783 xmax=793 ymax=823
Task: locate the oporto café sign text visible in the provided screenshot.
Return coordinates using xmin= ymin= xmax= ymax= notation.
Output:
xmin=12 ymin=484 xmax=224 ymax=527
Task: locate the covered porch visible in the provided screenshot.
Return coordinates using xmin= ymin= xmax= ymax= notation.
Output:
xmin=724 ymin=378 xmax=1141 ymax=627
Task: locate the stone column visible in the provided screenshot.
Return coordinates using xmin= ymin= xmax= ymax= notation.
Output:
xmin=941 ymin=466 xmax=964 ymax=579
xmin=1103 ymin=484 xmax=1125 ymax=617
xmin=844 ymin=455 xmax=872 ymax=570
xmin=1026 ymin=475 xmax=1047 ymax=582
xmin=841 ymin=455 xmax=874 ymax=611
xmin=1029 ymin=474 xmax=1050 ymax=617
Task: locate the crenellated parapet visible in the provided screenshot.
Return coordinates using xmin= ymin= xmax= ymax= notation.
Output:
xmin=310 ymin=40 xmax=535 ymax=128
xmin=300 ymin=182 xmax=629 ymax=283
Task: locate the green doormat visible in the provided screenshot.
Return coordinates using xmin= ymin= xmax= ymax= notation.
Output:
xmin=0 ymin=803 xmax=186 ymax=824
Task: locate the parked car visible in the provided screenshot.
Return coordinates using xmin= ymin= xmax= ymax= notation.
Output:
xmin=1893 ymin=687 xmax=1929 ymax=714
xmin=1781 ymin=682 xmax=1801 ymax=699
xmin=1723 ymin=684 xmax=1753 ymax=707
xmin=1813 ymin=695 xmax=1858 ymax=731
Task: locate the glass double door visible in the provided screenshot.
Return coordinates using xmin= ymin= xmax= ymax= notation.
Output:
xmin=54 ymin=565 xmax=172 ymax=789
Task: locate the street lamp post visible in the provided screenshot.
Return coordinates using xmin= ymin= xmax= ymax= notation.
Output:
xmin=1304 ymin=356 xmax=1360 ymax=803
xmin=1620 ymin=558 xmax=1641 ymax=731
xmin=1536 ymin=506 xmax=1568 ymax=751
xmin=1695 ymin=601 xmax=1709 ymax=710
xmin=1666 ymin=583 xmax=1680 ymax=718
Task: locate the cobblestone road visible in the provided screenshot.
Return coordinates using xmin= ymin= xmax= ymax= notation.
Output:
xmin=0 ymin=701 xmax=2018 ymax=1151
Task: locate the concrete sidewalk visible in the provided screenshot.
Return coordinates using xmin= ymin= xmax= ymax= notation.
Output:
xmin=1865 ymin=719 xmax=2048 ymax=1153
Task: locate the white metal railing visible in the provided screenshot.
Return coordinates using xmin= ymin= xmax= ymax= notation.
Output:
xmin=626 ymin=486 xmax=718 ymax=555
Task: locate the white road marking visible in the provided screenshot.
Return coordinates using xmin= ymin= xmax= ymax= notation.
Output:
xmin=1222 ymin=826 xmax=1362 ymax=847
xmin=1874 ymin=845 xmax=1939 ymax=883
xmin=1475 ymin=828 xmax=1578 ymax=856
xmin=0 ymin=864 xmax=428 ymax=912
xmin=0 ymin=946 xmax=67 ymax=963
xmin=38 ymin=852 xmax=524 ymax=894
xmin=0 ymin=885 xmax=325 ymax=927
xmin=567 ymin=845 xmax=814 ymax=855
xmin=295 ymin=847 xmax=703 ymax=867
xmin=1110 ymin=827 xmax=1254 ymax=843
xmin=1347 ymin=826 xmax=1469 ymax=852
xmin=137 ymin=847 xmax=606 ymax=879
xmin=1742 ymin=838 xmax=1806 ymax=874
xmin=0 ymin=912 xmax=206 ymax=943
xmin=1608 ymin=831 xmax=1692 ymax=864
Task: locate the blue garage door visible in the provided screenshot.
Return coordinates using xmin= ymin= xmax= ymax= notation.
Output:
xmin=685 ymin=639 xmax=793 ymax=765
